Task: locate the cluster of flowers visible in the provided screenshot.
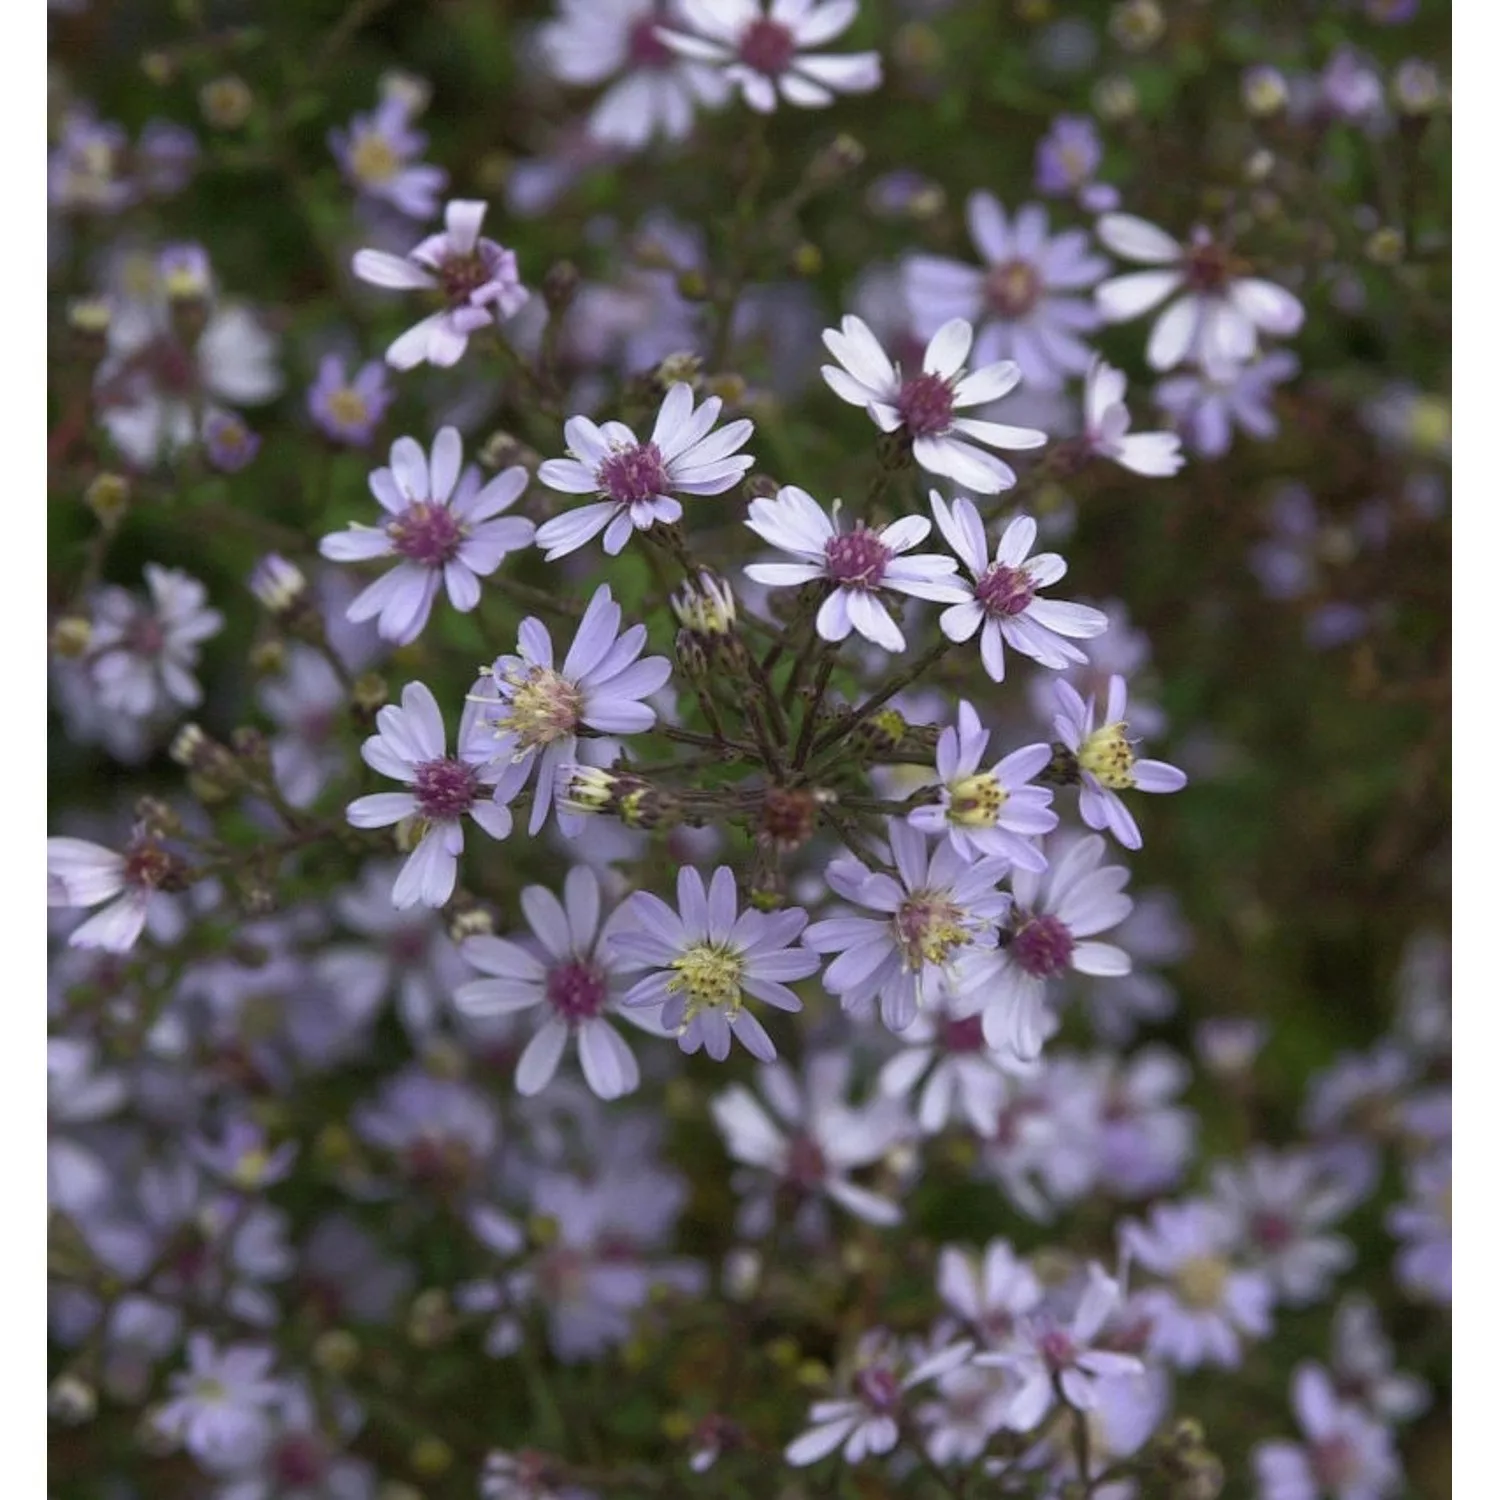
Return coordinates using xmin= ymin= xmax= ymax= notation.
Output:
xmin=47 ymin=0 xmax=1448 ymax=1496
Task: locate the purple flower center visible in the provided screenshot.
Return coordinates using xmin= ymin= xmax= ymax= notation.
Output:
xmin=824 ymin=528 xmax=891 ymax=590
xmin=1251 ymin=1211 xmax=1296 ymax=1250
xmin=597 ymin=441 xmax=670 ymax=505
xmin=738 ymin=17 xmax=797 ymax=75
xmin=438 ymin=246 xmax=497 ymax=306
xmin=855 ymin=1365 xmax=902 ymax=1413
xmin=895 ymin=371 xmax=956 ymax=438
xmin=412 ymin=756 xmax=480 ymax=820
xmin=974 ymin=561 xmax=1036 ymax=617
xmin=545 ymin=959 xmax=608 ymax=1021
xmin=1009 ymin=913 xmax=1075 ymax=979
xmin=1183 ymin=238 xmax=1234 ymax=294
xmin=1312 ymin=1436 xmax=1361 ymax=1489
xmin=273 ymin=1434 xmax=328 ymax=1487
xmin=123 ymin=840 xmax=171 ymax=891
xmin=985 ymin=258 xmax=1044 ymax=318
xmin=785 ymin=1133 xmax=827 ymax=1191
xmin=628 ymin=14 xmax=672 ymax=67
xmin=1038 ymin=1327 xmax=1077 ymax=1370
xmin=941 ymin=1014 xmax=987 ymax=1053
xmin=388 ymin=500 xmax=465 ymax=567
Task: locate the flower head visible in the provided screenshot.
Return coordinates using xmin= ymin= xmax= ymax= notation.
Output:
xmin=907 ymin=700 xmax=1057 ymax=868
xmin=535 ymin=383 xmax=754 ymax=559
xmin=470 ymin=583 xmax=673 ymax=834
xmin=307 ymin=354 xmax=395 ymax=447
xmin=456 ymin=864 xmax=658 ymax=1099
xmin=905 ymin=196 xmax=1110 ymax=391
xmin=932 ymin=493 xmax=1107 ymax=682
xmin=822 ymin=315 xmax=1046 ymax=492
xmin=320 ymin=428 xmax=535 ymax=645
xmin=352 ymin=199 xmax=528 ymax=369
xmin=1053 ymin=674 xmax=1187 ymax=850
xmin=151 ymin=1334 xmax=283 ymax=1472
xmin=659 ymin=0 xmax=882 ymax=115
xmin=745 ymin=486 xmax=965 ymax=653
xmin=1254 ymin=1363 xmax=1403 ymax=1500
xmin=48 ymin=828 xmax=179 ymax=954
xmin=1155 ymin=349 xmax=1299 ymax=458
xmin=330 ymin=96 xmax=447 ymax=219
xmin=1082 ymin=358 xmax=1185 ymax=476
xmin=612 ymin=866 xmax=818 ymax=1061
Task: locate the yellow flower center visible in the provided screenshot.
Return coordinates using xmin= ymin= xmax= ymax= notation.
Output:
xmin=668 ymin=942 xmax=745 ymax=1021
xmin=1077 ymin=722 xmax=1137 ymax=789
xmin=894 ymin=892 xmax=971 ymax=969
xmin=230 ymin=1148 xmax=271 ymax=1190
xmin=948 ymin=771 xmax=1007 ymax=828
xmin=1174 ymin=1255 xmax=1230 ymax=1310
xmin=350 ymin=132 xmax=399 ymax=186
xmin=326 ymin=387 xmax=370 ymax=428
xmin=496 ymin=667 xmax=583 ymax=752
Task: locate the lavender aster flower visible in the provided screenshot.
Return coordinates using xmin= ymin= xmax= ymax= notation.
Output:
xmin=346 ymin=681 xmax=528 ymax=909
xmin=932 ymin=493 xmax=1107 ymax=682
xmin=1095 ymin=213 xmax=1304 ymax=375
xmin=744 ymin=486 xmax=966 ymax=653
xmin=319 ymin=429 xmax=535 ymax=645
xmin=456 ymin=864 xmax=657 ymax=1100
xmin=821 ymin=315 xmax=1046 ymax=493
xmin=1081 ymin=358 xmax=1184 ymax=475
xmin=1035 ymin=114 xmax=1104 ymax=198
xmin=258 ymin=645 xmax=346 ymax=809
xmin=1254 ymin=1363 xmax=1402 ymax=1500
xmin=1124 ymin=1200 xmax=1274 ymax=1370
xmin=330 ymin=96 xmax=447 ymax=218
xmin=471 ymin=583 xmax=673 ymax=834
xmin=201 ymin=408 xmax=260 ymax=472
xmin=785 ymin=1331 xmax=972 ymax=1467
xmin=1155 ymin=350 xmax=1299 ymax=458
xmin=905 ymin=195 xmax=1110 ymax=391
xmin=152 ymin=1334 xmax=282 ymax=1472
xmin=907 ymin=699 xmax=1057 ymax=869
xmin=1054 ymin=674 xmax=1187 ymax=850
xmin=805 ymin=819 xmax=1012 ymax=1033
xmin=538 ymin=0 xmax=730 ymax=149
xmin=974 ymin=1264 xmax=1142 ymax=1429
xmin=352 ymin=199 xmax=528 ymax=369
xmin=976 ymin=834 xmax=1133 ymax=1060
xmin=936 ymin=1239 xmax=1043 ymax=1345
xmin=354 ymin=1070 xmax=499 ymax=1190
xmin=1386 ymin=1146 xmax=1450 ymax=1303
xmin=1329 ymin=1296 xmax=1430 ymax=1425
xmin=47 ymin=829 xmax=177 ymax=954
xmin=612 ymin=865 xmax=818 ymax=1061
xmin=659 ymin=0 xmax=882 ymax=115
xmin=307 ymin=355 xmax=395 ymax=447
xmin=535 ymin=383 xmax=754 ymax=559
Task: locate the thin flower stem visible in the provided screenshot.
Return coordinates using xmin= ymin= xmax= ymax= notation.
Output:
xmin=809 ymin=638 xmax=953 ymax=761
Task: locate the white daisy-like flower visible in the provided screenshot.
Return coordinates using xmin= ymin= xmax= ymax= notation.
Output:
xmin=1080 ymin=358 xmax=1185 ymax=476
xmin=534 ymin=383 xmax=754 ymax=559
xmin=821 ymin=315 xmax=1046 ymax=494
xmin=1094 ymin=213 xmax=1304 ymax=376
xmin=537 ymin=0 xmax=730 ymax=149
xmin=659 ymin=0 xmax=882 ymax=115
xmin=930 ymin=492 xmax=1108 ymax=681
xmin=744 ymin=486 xmax=966 ymax=653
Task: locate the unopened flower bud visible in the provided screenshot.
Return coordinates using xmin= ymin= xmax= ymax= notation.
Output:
xmin=542 ymin=259 xmax=580 ymax=312
xmin=67 ymin=296 xmax=112 ymax=338
xmin=1109 ymin=0 xmax=1165 ymax=51
xmin=249 ymin=638 xmax=286 ymax=675
xmin=352 ymin=672 xmax=389 ymax=717
xmin=380 ymin=68 xmax=431 ymax=117
xmin=407 ymin=1289 xmax=454 ymax=1348
xmin=1242 ymin=65 xmax=1289 ymax=116
xmin=1392 ymin=59 xmax=1444 ymax=116
xmin=85 ymin=472 xmax=131 ymax=528
xmin=49 ymin=1373 xmax=97 ymax=1425
xmin=790 ymin=242 xmax=823 ymax=277
xmin=1093 ymin=74 xmax=1139 ymax=121
xmin=1365 ymin=226 xmax=1404 ymax=265
xmin=200 ymin=74 xmax=253 ymax=129
xmin=655 ymin=351 xmax=703 ymax=390
xmin=758 ymin=787 xmax=825 ymax=853
xmin=51 ymin=616 xmax=93 ymax=658
xmin=448 ymin=903 xmax=496 ymax=942
xmin=141 ymin=50 xmax=175 ymax=86
xmin=248 ymin=553 xmax=308 ymax=615
xmin=313 ymin=1330 xmax=360 ymax=1375
xmin=675 ymin=268 xmax=710 ymax=301
xmin=477 ymin=430 xmax=536 ymax=471
xmin=410 ymin=1437 xmax=453 ymax=1476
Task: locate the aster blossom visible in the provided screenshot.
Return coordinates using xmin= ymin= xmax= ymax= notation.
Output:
xmin=904 ymin=195 xmax=1110 ymax=391
xmin=1094 ymin=212 xmax=1304 ymax=376
xmin=345 ymin=681 xmax=527 ymax=910
xmin=821 ymin=315 xmax=1046 ymax=493
xmin=537 ymin=0 xmax=730 ymax=149
xmin=931 ymin=493 xmax=1107 ymax=682
xmin=971 ymin=833 xmax=1133 ymax=1061
xmin=1054 ymin=674 xmax=1188 ymax=850
xmin=469 ymin=583 xmax=673 ymax=834
xmin=330 ymin=95 xmax=447 ymax=219
xmin=47 ymin=828 xmax=179 ymax=954
xmin=611 ymin=865 xmax=819 ymax=1062
xmin=319 ymin=428 xmax=535 ymax=646
xmin=534 ymin=383 xmax=754 ymax=559
xmin=352 ymin=199 xmax=529 ymax=369
xmin=744 ymin=486 xmax=965 ymax=653
xmin=306 ymin=354 xmax=394 ymax=447
xmin=659 ymin=0 xmax=882 ymax=115
xmin=1081 ymin=358 xmax=1185 ymax=476
xmin=1155 ymin=349 xmax=1299 ymax=458
xmin=151 ymin=1334 xmax=283 ymax=1472
xmin=908 ymin=699 xmax=1057 ymax=869
xmin=455 ymin=864 xmax=660 ymax=1100
xmin=805 ymin=819 xmax=1012 ymax=1034
xmin=1254 ymin=1363 xmax=1403 ymax=1500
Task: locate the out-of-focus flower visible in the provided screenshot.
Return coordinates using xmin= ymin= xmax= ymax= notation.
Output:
xmin=330 ymin=96 xmax=447 ymax=218
xmin=1386 ymin=1146 xmax=1450 ymax=1304
xmin=1095 ymin=213 xmax=1303 ymax=375
xmin=1155 ymin=350 xmax=1299 ymax=458
xmin=201 ymin=408 xmax=260 ymax=472
xmin=1080 ymin=358 xmax=1184 ymax=475
xmin=659 ymin=0 xmax=882 ymax=115
xmin=1329 ymin=1295 xmax=1430 ymax=1425
xmin=535 ymin=383 xmax=753 ymax=558
xmin=319 ymin=429 xmax=535 ymax=645
xmin=821 ymin=315 xmax=1047 ymax=492
xmin=353 ymin=199 xmax=529 ymax=369
xmin=905 ymin=196 xmax=1109 ymax=391
xmin=307 ymin=355 xmax=395 ymax=447
xmin=744 ymin=486 xmax=966 ymax=653
xmin=151 ymin=1335 xmax=283 ymax=1473
xmin=613 ymin=865 xmax=817 ymax=1061
xmin=1254 ymin=1363 xmax=1403 ymax=1500
xmin=1035 ymin=114 xmax=1106 ymax=200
